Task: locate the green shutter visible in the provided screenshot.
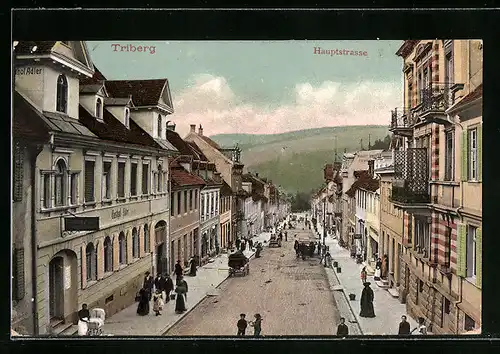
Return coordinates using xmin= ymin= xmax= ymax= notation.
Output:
xmin=475 ymin=228 xmax=482 ymax=288
xmin=477 ymin=125 xmax=482 ymax=182
xmin=456 ymin=223 xmax=467 ymax=277
xmin=461 ymin=131 xmax=468 ymax=181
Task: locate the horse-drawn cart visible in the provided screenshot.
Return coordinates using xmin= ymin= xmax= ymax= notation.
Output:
xmin=228 ymin=251 xmax=250 ymax=277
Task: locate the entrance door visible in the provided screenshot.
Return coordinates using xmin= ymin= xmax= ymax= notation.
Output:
xmin=49 ymin=257 xmax=64 ymax=320
xmin=156 ymin=243 xmax=164 ymax=275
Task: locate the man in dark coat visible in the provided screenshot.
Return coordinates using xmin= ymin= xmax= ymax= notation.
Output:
xmin=154 ymin=273 xmax=166 ymax=292
xmin=164 ymin=274 xmax=174 ymax=303
xmin=235 ymin=238 xmax=241 ymax=250
xmin=336 ymin=317 xmax=349 ymax=336
xmin=398 ymin=315 xmax=411 ymax=335
xmin=174 ymin=260 xmax=183 ymax=283
xmin=143 ymin=271 xmax=154 ymax=301
xmin=360 ymin=282 xmax=376 ymax=318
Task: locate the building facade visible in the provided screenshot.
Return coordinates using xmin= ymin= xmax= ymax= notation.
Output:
xmin=390 ymin=39 xmax=482 ymax=334
xmin=12 ymin=41 xmax=176 ymax=334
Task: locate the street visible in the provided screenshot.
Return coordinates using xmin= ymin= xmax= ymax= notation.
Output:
xmin=165 ymin=222 xmax=341 ymax=336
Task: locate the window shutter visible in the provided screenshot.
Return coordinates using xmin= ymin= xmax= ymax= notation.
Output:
xmin=460 ymin=131 xmax=468 ymax=181
xmin=476 ymin=228 xmax=482 ymax=288
xmin=456 ymin=224 xmax=467 ymax=277
xmin=85 ymin=161 xmax=95 ymax=202
xmin=13 ymin=143 xmax=24 ymax=202
xmin=477 ymin=124 xmax=482 ymax=182
xmin=13 ymin=248 xmax=25 ymax=301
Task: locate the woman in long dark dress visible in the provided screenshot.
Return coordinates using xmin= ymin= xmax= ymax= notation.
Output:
xmin=359 ymin=282 xmax=376 ymax=318
xmin=136 ymin=288 xmax=150 ymax=316
xmin=174 ymin=277 xmax=188 ymax=314
xmin=188 ymin=257 xmax=197 ymax=276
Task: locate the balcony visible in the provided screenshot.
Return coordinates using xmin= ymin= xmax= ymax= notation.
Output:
xmin=391 ymin=148 xmax=430 ymax=207
xmin=390 ymin=108 xmax=415 ymax=137
xmin=415 ymin=82 xmax=464 ymax=124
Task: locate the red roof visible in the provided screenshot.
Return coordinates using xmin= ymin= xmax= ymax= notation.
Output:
xmin=346 ymin=170 xmax=380 ymax=198
xmin=105 ymin=79 xmax=168 ymax=106
xmin=170 ymin=168 xmax=206 ymax=188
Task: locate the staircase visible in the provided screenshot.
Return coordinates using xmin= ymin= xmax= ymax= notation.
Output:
xmin=375 ymin=278 xmax=390 ymax=289
xmin=387 ymin=287 xmax=400 ymax=298
xmin=50 ymin=319 xmax=78 ymax=336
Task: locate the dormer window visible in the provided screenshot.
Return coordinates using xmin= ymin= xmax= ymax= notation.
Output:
xmin=56 ymin=75 xmax=68 ymax=113
xmin=95 ymin=98 xmax=103 ymax=119
xmin=124 ymin=108 xmax=130 ymax=128
xmin=157 ymin=114 xmax=162 ymax=138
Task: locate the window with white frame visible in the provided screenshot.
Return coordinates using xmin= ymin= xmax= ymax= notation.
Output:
xmin=195 ymin=189 xmax=198 ymax=210
xmin=117 ymin=162 xmax=126 ymax=198
xmin=189 ymin=190 xmax=193 ymax=210
xmin=56 ymin=75 xmax=68 ymax=113
xmin=415 ymin=217 xmax=430 ymax=257
xmin=201 ymin=194 xmax=205 ymax=220
xmin=86 ymin=242 xmax=97 ymax=281
xmin=84 ymin=160 xmax=95 ymax=203
xmin=130 ymin=162 xmax=138 ymax=196
xmin=70 ymin=172 xmax=78 ymax=205
xmin=466 ymin=225 xmax=477 ymax=278
xmin=42 ymin=172 xmax=51 ymax=208
xmin=142 ymin=162 xmax=149 ymax=195
xmin=95 ymin=98 xmax=103 ymax=119
xmin=157 ymin=115 xmax=162 ymax=138
xmin=468 ymin=128 xmax=478 ymax=181
xmin=54 ymin=160 xmax=67 ymax=207
xmin=445 ymin=130 xmax=454 ymax=181
xmin=102 ymin=161 xmax=112 ymax=200
xmin=157 ymin=165 xmax=163 ymax=193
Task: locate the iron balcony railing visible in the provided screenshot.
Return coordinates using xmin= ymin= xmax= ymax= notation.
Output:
xmin=390 ymin=107 xmax=415 ymax=131
xmin=391 ymin=148 xmax=430 ymax=204
xmin=418 ymin=82 xmax=463 ymax=114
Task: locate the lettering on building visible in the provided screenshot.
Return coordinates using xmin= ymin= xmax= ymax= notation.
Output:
xmin=111 ymin=207 xmax=130 ymax=219
xmin=16 ymin=67 xmax=43 ymax=76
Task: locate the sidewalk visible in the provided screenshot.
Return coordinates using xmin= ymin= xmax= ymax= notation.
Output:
xmin=103 ymin=248 xmax=256 ymax=336
xmin=317 ymin=224 xmax=419 ymax=335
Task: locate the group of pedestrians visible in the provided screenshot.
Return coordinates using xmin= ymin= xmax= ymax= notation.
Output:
xmin=236 ymin=313 xmax=263 ymax=337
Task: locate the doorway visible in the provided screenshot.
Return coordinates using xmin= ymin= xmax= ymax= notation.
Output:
xmin=156 ymin=242 xmax=164 ymax=275
xmin=49 ymin=257 xmax=64 ymax=320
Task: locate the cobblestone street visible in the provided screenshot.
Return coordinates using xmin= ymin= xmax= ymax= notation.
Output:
xmin=165 ymin=226 xmax=340 ymax=336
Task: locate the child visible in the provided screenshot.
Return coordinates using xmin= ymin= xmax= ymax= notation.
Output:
xmin=361 ymin=267 xmax=368 ymax=284
xmin=237 ymin=314 xmax=247 ymax=336
xmin=153 ymin=289 xmax=164 ymax=316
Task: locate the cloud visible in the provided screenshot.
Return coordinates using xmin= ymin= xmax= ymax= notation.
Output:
xmin=173 ymin=74 xmax=401 ymax=136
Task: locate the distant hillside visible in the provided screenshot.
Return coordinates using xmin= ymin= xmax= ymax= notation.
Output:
xmin=210 ymin=125 xmax=390 ymax=194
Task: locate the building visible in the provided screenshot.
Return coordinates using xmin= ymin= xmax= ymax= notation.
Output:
xmin=375 ymin=150 xmax=405 ymax=294
xmin=242 ymin=173 xmax=268 ymax=236
xmin=12 ymin=41 xmax=176 ymax=334
xmin=184 ymin=124 xmax=245 ymax=245
xmin=390 ymin=39 xmax=482 ymax=333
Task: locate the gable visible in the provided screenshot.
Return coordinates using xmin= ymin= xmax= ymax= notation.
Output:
xmin=158 ymin=80 xmax=174 ymax=112
xmin=51 ymin=41 xmax=94 ymax=73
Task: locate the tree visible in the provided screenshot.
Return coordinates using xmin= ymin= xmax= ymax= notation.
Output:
xmin=370 ymin=134 xmax=392 ymax=150
xmin=291 ymin=191 xmax=311 ymax=212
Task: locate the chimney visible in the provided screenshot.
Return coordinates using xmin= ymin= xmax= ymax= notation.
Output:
xmin=368 ymin=159 xmax=374 ymax=177
xmin=190 ymin=124 xmax=196 ymax=133
xmin=255 ymin=172 xmax=259 ymax=177
xmin=198 ymin=124 xmax=204 ymax=136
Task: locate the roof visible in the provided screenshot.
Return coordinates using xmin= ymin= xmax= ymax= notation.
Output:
xmin=201 ymin=135 xmax=221 ymax=150
xmin=13 ymin=91 xmax=51 ymax=141
xmin=448 ymin=83 xmax=483 ymax=113
xmin=80 ymin=65 xmax=107 ymax=85
xmin=14 ymin=41 xmax=57 ymax=55
xmin=105 ymin=79 xmax=168 ymax=106
xmin=187 ymin=141 xmax=209 ymax=161
xmin=166 ymin=129 xmax=196 ymax=156
xmin=80 ymin=84 xmax=104 ymax=94
xmin=396 ymin=40 xmax=419 ymax=58
xmin=78 ymin=105 xmax=161 ymax=148
xmin=220 ymin=181 xmax=233 ymax=196
xmin=170 ymin=168 xmax=206 ymax=188
xmin=346 ymin=170 xmax=380 ymax=198
xmin=104 ymin=97 xmax=133 ymax=106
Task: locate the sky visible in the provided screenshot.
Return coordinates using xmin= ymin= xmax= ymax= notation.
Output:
xmin=87 ymin=40 xmax=404 ymax=137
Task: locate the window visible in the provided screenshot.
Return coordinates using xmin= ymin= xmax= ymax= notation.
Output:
xmin=117 ymin=162 xmax=125 ymax=198
xmin=132 ymin=228 xmax=139 ymax=259
xmin=42 ymin=174 xmax=51 ymax=208
xmin=466 ymin=225 xmax=477 ymax=278
xmin=84 ymin=160 xmax=95 ymax=203
xmin=56 ymin=75 xmax=68 ymax=113
xmin=184 ymin=191 xmax=188 ymax=213
xmin=104 ymin=237 xmax=113 ymax=273
xmin=144 ymin=224 xmax=150 ymax=253
xmin=444 ymin=298 xmax=451 ymax=314
xmin=195 ymin=189 xmax=198 ymax=209
xmin=157 ymin=115 xmax=162 ymax=138
xmin=130 ymin=163 xmax=138 ymax=196
xmin=170 ymin=193 xmax=175 ymax=216
xmin=468 ymin=128 xmax=478 ymax=181
xmin=124 ymin=109 xmax=130 ymax=127
xmin=70 ymin=173 xmax=78 ymax=205
xmin=445 ymin=226 xmax=452 ymax=267
xmin=142 ymin=163 xmax=149 ymax=195
xmin=96 ymin=98 xmax=102 ymax=119
xmin=102 ymin=161 xmax=112 ymax=200
xmin=407 ymin=83 xmax=413 ymax=108
xmin=464 ymin=314 xmax=476 ymax=331
xmin=415 ymin=217 xmax=430 ymax=257
xmin=13 ymin=143 xmax=24 ymax=202
xmin=445 ymin=52 xmax=454 ymax=84
xmin=118 ymin=232 xmax=127 ymax=265
xmin=54 ymin=160 xmax=67 ymax=207
xmin=445 ymin=130 xmax=454 ymax=181
xmin=201 ymin=195 xmax=205 ymax=220
xmin=189 ymin=190 xmax=193 ymax=210
xmin=85 ymin=243 xmax=97 ymax=281
xmin=157 ymin=165 xmax=162 ymax=193
xmin=177 ymin=191 xmax=181 ymax=215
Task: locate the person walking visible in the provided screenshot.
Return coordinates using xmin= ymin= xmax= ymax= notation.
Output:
xmin=174 ymin=276 xmax=188 ymax=314
xmin=77 ymin=304 xmax=90 ymax=336
xmin=361 ymin=267 xmax=368 ymax=284
xmin=336 ymin=317 xmax=349 ymax=337
xmin=143 ymin=272 xmax=154 ymax=301
xmin=398 ymin=315 xmax=411 ymax=335
xmin=152 ymin=289 xmax=164 ymax=316
xmin=174 ymin=260 xmax=183 ymax=283
xmin=164 ymin=274 xmax=174 ymax=303
xmin=284 ymin=231 xmax=288 ymax=242
xmin=237 ymin=314 xmax=248 ymax=336
xmin=411 ymin=317 xmax=428 ymax=335
xmin=359 ymin=282 xmax=376 ymax=318
xmin=249 ymin=313 xmax=262 ymax=337
xmin=136 ymin=288 xmax=150 ymax=316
